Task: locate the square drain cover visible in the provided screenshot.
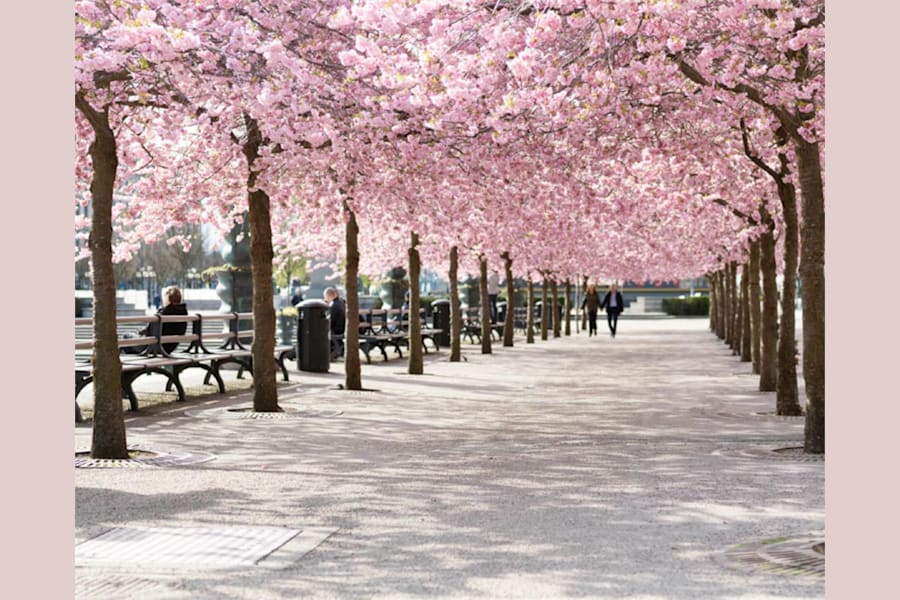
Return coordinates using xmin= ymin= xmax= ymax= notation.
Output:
xmin=76 ymin=526 xmax=309 ymax=570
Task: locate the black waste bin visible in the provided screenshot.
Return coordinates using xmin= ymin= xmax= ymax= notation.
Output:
xmin=296 ymin=299 xmax=330 ymax=372
xmin=497 ymin=301 xmax=507 ymax=325
xmin=431 ymin=299 xmax=451 ymax=347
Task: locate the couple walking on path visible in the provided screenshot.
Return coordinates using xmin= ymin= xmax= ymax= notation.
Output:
xmin=582 ymin=283 xmax=624 ymax=337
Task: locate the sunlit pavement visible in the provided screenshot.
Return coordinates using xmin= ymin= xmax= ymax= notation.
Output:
xmin=75 ymin=318 xmax=823 ymax=599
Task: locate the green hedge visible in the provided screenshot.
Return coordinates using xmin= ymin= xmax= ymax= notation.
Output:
xmin=661 ymin=296 xmax=710 ymax=316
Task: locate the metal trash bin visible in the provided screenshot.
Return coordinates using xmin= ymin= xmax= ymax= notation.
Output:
xmin=296 ymin=299 xmax=330 ymax=372
xmin=431 ymin=299 xmax=451 ymax=347
xmin=497 ymin=301 xmax=507 ymax=325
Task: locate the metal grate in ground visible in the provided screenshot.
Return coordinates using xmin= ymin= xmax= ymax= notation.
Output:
xmin=712 ymin=444 xmax=824 ymax=463
xmin=183 ymin=405 xmax=343 ymax=419
xmin=75 ymin=445 xmax=216 ymax=469
xmin=76 ymin=526 xmax=301 ymax=570
xmin=718 ymin=533 xmax=825 ymax=578
xmin=75 ymin=574 xmax=189 ymax=599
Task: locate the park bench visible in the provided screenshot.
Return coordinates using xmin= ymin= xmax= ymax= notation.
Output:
xmin=461 ymin=307 xmax=504 ymax=343
xmin=74 ymin=312 xmax=293 ymax=422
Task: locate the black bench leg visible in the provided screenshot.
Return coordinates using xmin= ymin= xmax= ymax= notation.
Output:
xmin=120 ymin=372 xmax=141 ymax=411
xmin=75 ymin=402 xmax=83 ymax=423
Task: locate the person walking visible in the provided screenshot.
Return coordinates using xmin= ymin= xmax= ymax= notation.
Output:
xmin=487 ymin=270 xmax=501 ymax=323
xmin=600 ymin=282 xmax=625 ymax=338
xmin=324 ymin=287 xmax=346 ymax=359
xmin=581 ymin=284 xmax=601 ymax=337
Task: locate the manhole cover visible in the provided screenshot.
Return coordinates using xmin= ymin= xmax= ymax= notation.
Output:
xmin=75 ymin=575 xmax=188 ymax=599
xmin=184 ymin=406 xmax=342 ymax=419
xmin=75 ymin=445 xmax=216 ymax=469
xmin=76 ymin=526 xmax=300 ymax=570
xmin=713 ymin=445 xmax=824 ymax=462
xmin=719 ymin=533 xmax=825 ymax=578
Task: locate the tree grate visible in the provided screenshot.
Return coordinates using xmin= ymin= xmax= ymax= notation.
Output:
xmin=718 ymin=534 xmax=825 ymax=578
xmin=184 ymin=406 xmax=342 ymax=419
xmin=712 ymin=444 xmax=824 ymax=463
xmin=75 ymin=445 xmax=216 ymax=469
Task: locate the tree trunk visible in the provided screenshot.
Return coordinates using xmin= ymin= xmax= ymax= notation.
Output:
xmin=776 ymin=169 xmax=802 ymax=415
xmin=723 ymin=265 xmax=732 ymax=346
xmin=551 ymin=279 xmax=560 ymax=338
xmin=731 ymin=262 xmax=741 ymax=355
xmin=526 ymin=276 xmax=535 ymax=344
xmin=408 ymin=232 xmax=423 ymax=374
xmin=449 ymin=246 xmax=462 ymax=362
xmin=501 ymin=251 xmax=514 ymax=347
xmin=77 ymin=94 xmax=128 ymax=459
xmin=581 ymin=275 xmax=588 ymax=332
xmin=708 ymin=272 xmax=717 ymax=333
xmin=796 ymin=140 xmax=825 ymax=453
xmin=741 ymin=262 xmax=751 ymax=362
xmin=479 ymin=255 xmax=492 ymax=354
xmin=343 ymin=202 xmax=362 ymax=390
xmin=717 ymin=270 xmax=728 ymax=340
xmin=564 ymin=279 xmax=572 ymax=336
xmin=758 ymin=226 xmax=778 ymax=393
xmin=540 ymin=276 xmax=549 ymax=341
xmin=242 ymin=117 xmax=278 ymax=412
xmin=749 ymin=241 xmax=762 ymax=374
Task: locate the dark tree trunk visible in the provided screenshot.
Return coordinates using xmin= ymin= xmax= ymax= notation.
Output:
xmin=796 ymin=141 xmax=825 ymax=453
xmin=501 ymin=251 xmax=514 ymax=347
xmin=720 ymin=268 xmax=728 ymax=342
xmin=749 ymin=241 xmax=762 ymax=374
xmin=759 ymin=225 xmax=778 ymax=393
xmin=551 ymin=279 xmax=560 ymax=338
xmin=242 ymin=117 xmax=278 ymax=412
xmin=708 ymin=272 xmax=717 ymax=333
xmin=581 ymin=275 xmax=589 ymax=331
xmin=540 ymin=276 xmax=549 ymax=341
xmin=564 ymin=279 xmax=572 ymax=336
xmin=776 ymin=161 xmax=802 ymax=415
xmin=343 ymin=202 xmax=362 ymax=390
xmin=76 ymin=93 xmax=128 ymax=459
xmin=731 ymin=262 xmax=741 ymax=355
xmin=479 ymin=255 xmax=492 ymax=354
xmin=723 ymin=265 xmax=733 ymax=346
xmin=741 ymin=262 xmax=752 ymax=362
xmin=408 ymin=232 xmax=423 ymax=374
xmin=449 ymin=246 xmax=462 ymax=362
xmin=526 ymin=277 xmax=535 ymax=344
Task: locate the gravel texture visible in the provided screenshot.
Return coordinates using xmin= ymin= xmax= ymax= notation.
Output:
xmin=75 ymin=318 xmax=823 ymax=599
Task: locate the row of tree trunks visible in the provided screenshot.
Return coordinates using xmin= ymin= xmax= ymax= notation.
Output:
xmin=564 ymin=279 xmax=572 ymax=336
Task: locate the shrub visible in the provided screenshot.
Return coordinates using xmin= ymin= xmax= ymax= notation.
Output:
xmin=662 ymin=296 xmax=710 ymax=316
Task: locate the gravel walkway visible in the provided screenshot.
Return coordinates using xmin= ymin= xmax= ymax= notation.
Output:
xmin=75 ymin=318 xmax=824 ymax=599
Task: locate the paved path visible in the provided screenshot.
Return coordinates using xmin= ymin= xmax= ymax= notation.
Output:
xmin=75 ymin=318 xmax=823 ymax=599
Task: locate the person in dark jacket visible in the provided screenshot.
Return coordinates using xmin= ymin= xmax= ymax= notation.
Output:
xmin=600 ymin=283 xmax=624 ymax=338
xmin=581 ymin=283 xmax=601 ymax=337
xmin=324 ymin=287 xmax=346 ymax=359
xmin=122 ymin=285 xmax=188 ymax=354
